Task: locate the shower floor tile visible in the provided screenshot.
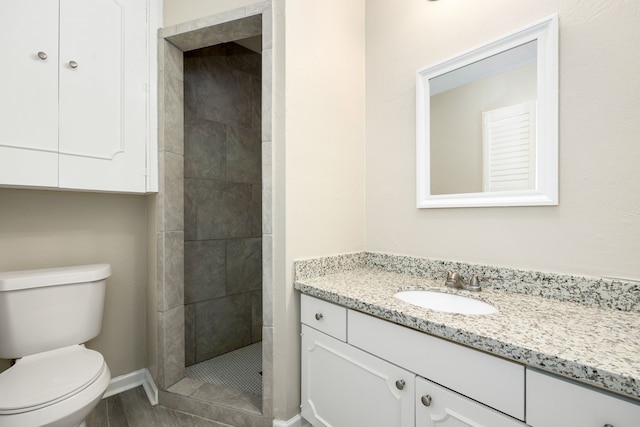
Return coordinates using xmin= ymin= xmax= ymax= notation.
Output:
xmin=185 ymin=342 xmax=262 ymax=395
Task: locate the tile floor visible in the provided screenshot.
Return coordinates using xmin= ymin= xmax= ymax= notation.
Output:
xmin=185 ymin=342 xmax=262 ymax=395
xmin=86 ymin=386 xmax=233 ymax=427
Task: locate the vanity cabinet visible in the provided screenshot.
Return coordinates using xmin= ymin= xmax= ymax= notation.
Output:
xmin=527 ymin=368 xmax=640 ymax=427
xmin=0 ymin=0 xmax=154 ymax=193
xmin=415 ymin=376 xmax=525 ymax=427
xmin=301 ymin=325 xmax=415 ymax=427
xmin=300 ymin=295 xmax=526 ymax=427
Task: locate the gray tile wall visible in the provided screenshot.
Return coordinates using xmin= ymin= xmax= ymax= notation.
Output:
xmin=183 ymin=43 xmax=263 ymax=366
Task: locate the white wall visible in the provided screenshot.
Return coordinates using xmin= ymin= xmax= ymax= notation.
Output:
xmin=281 ymin=0 xmax=366 ymax=418
xmin=0 ymin=189 xmax=148 ymax=376
xmin=163 ymin=0 xmax=258 ymax=27
xmin=366 ymin=0 xmax=640 ymax=280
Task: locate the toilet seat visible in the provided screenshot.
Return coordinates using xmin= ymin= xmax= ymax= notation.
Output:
xmin=0 ymin=345 xmax=106 ymax=415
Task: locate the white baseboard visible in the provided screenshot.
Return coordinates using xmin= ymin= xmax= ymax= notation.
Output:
xmin=273 ymin=414 xmax=311 ymax=427
xmin=103 ymin=368 xmax=159 ymax=406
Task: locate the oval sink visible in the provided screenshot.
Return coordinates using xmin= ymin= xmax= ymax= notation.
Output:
xmin=394 ymin=290 xmax=498 ymax=315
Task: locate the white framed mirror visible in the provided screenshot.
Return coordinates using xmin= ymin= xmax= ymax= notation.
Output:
xmin=416 ymin=15 xmax=558 ymax=208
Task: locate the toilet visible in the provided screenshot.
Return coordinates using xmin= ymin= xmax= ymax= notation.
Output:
xmin=0 ymin=264 xmax=112 ymax=427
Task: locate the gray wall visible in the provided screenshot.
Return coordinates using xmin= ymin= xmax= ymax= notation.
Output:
xmin=183 ymin=43 xmax=263 ymax=365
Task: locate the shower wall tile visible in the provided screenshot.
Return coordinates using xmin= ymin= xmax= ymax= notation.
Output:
xmin=261 ymin=49 xmax=272 ymax=142
xmin=160 ymin=306 xmax=186 ymax=389
xmin=185 ymin=56 xmax=253 ymax=128
xmin=163 ymin=152 xmax=184 ymax=232
xmin=163 ymin=73 xmax=184 ymax=156
xmin=226 ymin=43 xmax=262 ymax=78
xmin=226 ymin=125 xmax=261 ymax=184
xmin=227 ymin=238 xmax=262 ymax=294
xmin=184 ymin=179 xmax=197 ymax=241
xmin=251 ymin=75 xmax=262 ymax=131
xmin=164 ymin=40 xmax=184 ymax=81
xmin=194 ymin=180 xmax=253 ymax=239
xmin=160 ymin=231 xmax=185 ymax=311
xmin=261 ymin=325 xmax=273 ymax=418
xmin=184 ymin=240 xmax=226 ymax=304
xmin=251 ymin=290 xmax=262 ymax=343
xmin=184 ymin=303 xmax=196 ymax=367
xmin=262 ymin=235 xmax=273 ymax=327
xmin=156 ymin=152 xmax=166 ymax=231
xmin=251 ymin=184 xmax=262 ymax=236
xmin=261 ymin=141 xmax=272 ymax=235
xmin=196 ymin=294 xmax=252 ymax=362
xmin=184 ymin=117 xmax=226 ymax=181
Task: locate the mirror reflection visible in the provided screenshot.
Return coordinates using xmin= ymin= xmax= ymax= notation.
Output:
xmin=416 ymin=15 xmax=558 ymax=208
xmin=430 ymin=41 xmax=537 ymax=195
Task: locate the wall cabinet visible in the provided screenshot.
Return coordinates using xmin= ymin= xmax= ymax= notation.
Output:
xmin=0 ymin=0 xmax=155 ymax=193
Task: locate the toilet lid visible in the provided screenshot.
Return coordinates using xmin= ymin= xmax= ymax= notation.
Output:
xmin=0 ymin=345 xmax=105 ymax=414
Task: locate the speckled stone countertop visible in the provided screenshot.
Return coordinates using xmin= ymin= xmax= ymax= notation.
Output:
xmin=293 ymin=252 xmax=640 ymax=401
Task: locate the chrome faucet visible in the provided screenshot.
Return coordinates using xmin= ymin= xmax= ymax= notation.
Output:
xmin=439 ymin=270 xmax=485 ymax=292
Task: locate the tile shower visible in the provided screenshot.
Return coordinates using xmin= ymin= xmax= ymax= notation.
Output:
xmin=153 ymin=5 xmax=274 ymax=425
xmin=183 ymin=43 xmax=263 ymax=367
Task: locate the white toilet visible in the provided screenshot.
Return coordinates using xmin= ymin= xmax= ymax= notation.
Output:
xmin=0 ymin=264 xmax=112 ymax=427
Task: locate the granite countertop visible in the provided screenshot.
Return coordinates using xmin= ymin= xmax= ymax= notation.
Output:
xmin=294 ymin=267 xmax=640 ymax=401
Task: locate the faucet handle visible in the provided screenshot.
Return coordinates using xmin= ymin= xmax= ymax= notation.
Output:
xmin=438 ymin=269 xmax=454 ymax=286
xmin=466 ymin=275 xmax=486 ymax=291
xmin=438 ymin=268 xmax=453 ymax=277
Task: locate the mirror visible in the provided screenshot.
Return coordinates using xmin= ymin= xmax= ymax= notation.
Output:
xmin=416 ymin=15 xmax=558 ymax=208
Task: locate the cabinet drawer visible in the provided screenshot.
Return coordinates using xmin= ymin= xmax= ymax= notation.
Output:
xmin=348 ymin=310 xmax=525 ymax=420
xmin=416 ymin=376 xmax=526 ymax=426
xmin=301 ymin=295 xmax=347 ymax=341
xmin=526 ymin=368 xmax=640 ymax=426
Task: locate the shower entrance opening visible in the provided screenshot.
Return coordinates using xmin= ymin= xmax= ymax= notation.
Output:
xmin=183 ymin=40 xmax=264 ymax=398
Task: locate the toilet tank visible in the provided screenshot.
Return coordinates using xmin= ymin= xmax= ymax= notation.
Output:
xmin=0 ymin=264 xmax=111 ymax=359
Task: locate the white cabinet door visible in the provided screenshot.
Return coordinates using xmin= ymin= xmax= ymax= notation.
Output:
xmin=58 ymin=0 xmax=148 ymax=192
xmin=0 ymin=0 xmax=59 ymax=187
xmin=527 ymin=368 xmax=640 ymax=427
xmin=416 ymin=377 xmax=526 ymax=427
xmin=301 ymin=325 xmax=414 ymax=427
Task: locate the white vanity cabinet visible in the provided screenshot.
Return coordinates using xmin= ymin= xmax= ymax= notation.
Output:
xmin=301 ymin=325 xmax=415 ymax=427
xmin=300 ymin=295 xmax=526 ymax=427
xmin=0 ymin=0 xmax=154 ymax=193
xmin=416 ymin=377 xmax=525 ymax=427
xmin=527 ymin=368 xmax=640 ymax=427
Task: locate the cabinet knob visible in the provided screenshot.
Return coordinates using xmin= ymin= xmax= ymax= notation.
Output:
xmin=604 ymin=425 xmax=614 ymax=427
xmin=421 ymin=395 xmax=432 ymax=406
xmin=395 ymin=380 xmax=405 ymax=390
xmin=37 ymin=51 xmax=48 ymax=60
xmin=69 ymin=60 xmax=79 ymax=69
xmin=315 ymin=313 xmax=323 ymax=321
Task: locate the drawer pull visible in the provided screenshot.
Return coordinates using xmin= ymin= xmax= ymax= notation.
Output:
xmin=37 ymin=51 xmax=48 ymax=60
xmin=315 ymin=313 xmax=323 ymax=321
xmin=395 ymin=380 xmax=405 ymax=390
xmin=421 ymin=395 xmax=432 ymax=407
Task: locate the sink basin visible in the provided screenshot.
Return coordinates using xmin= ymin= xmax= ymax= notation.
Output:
xmin=394 ymin=290 xmax=498 ymax=315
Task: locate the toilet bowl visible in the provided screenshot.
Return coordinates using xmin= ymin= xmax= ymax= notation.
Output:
xmin=0 ymin=345 xmax=111 ymax=427
xmin=0 ymin=264 xmax=112 ymax=427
